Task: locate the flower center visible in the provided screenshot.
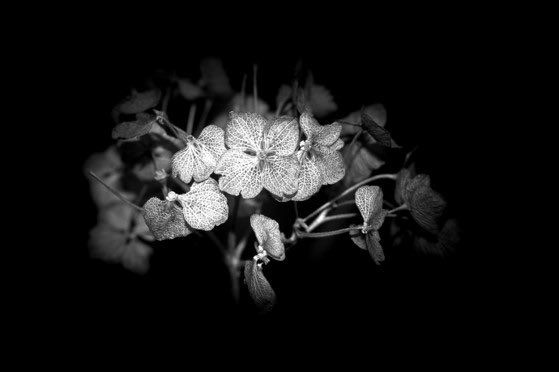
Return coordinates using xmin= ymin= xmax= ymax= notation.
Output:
xmin=300 ymin=140 xmax=312 ymax=152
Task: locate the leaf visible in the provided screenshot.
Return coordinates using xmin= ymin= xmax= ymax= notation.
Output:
xmin=225 ymin=112 xmax=266 ymax=151
xmin=177 ymin=178 xmax=229 ymax=231
xmin=408 ymin=180 xmax=447 ymax=235
xmin=309 ymin=84 xmax=337 ymax=117
xmin=142 ymin=197 xmax=191 ymax=240
xmin=394 ymin=168 xmax=412 ymax=205
xmin=250 ymin=214 xmax=285 ymax=261
xmin=199 ymin=58 xmax=232 ymax=97
xmin=112 ymin=113 xmax=156 ymax=140
xmin=355 ymin=185 xmax=385 ymax=229
xmin=340 ymin=104 xmax=387 ymax=136
xmin=366 ymin=231 xmax=385 ymax=265
xmin=244 ymin=260 xmax=276 ymax=313
xmin=115 ymin=88 xmax=161 ymax=115
xmin=300 ymin=111 xmax=341 ymax=147
xmin=342 ymin=140 xmax=385 ymax=188
xmin=414 ymin=219 xmax=460 ymax=256
xmin=178 ymin=78 xmax=204 ymax=100
xmin=361 ymin=112 xmax=392 ymax=147
xmin=216 ymin=149 xmax=262 ymax=198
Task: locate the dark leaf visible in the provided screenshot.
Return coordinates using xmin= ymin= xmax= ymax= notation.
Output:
xmin=361 ymin=112 xmax=392 ymax=147
xmin=244 ymin=260 xmax=276 ymax=313
xmin=115 ymin=89 xmax=161 ymax=115
xmin=408 ymin=183 xmax=447 ymax=235
xmin=112 ymin=113 xmax=156 ymax=140
xmin=366 ymin=231 xmax=385 ymax=265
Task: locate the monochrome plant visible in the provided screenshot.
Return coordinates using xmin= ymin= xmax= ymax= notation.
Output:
xmin=84 ymin=59 xmax=460 ymax=313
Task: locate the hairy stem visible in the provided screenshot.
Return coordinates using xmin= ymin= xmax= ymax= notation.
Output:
xmin=87 ymin=170 xmax=144 ymax=213
xmin=302 ymin=173 xmax=397 ymax=223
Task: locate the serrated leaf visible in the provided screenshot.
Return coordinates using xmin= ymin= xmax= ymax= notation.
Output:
xmin=177 ymin=178 xmax=229 ymax=231
xmin=250 ymin=214 xmax=285 ymax=261
xmin=115 ymin=89 xmax=161 ymax=115
xmin=244 ymin=260 xmax=276 ymax=313
xmin=362 ymin=113 xmax=392 ymax=147
xmin=142 ymin=197 xmax=191 ymax=240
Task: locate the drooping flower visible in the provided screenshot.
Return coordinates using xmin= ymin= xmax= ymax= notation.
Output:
xmin=171 ymin=125 xmax=226 ymax=184
xmin=89 ymin=202 xmax=154 ymax=274
xmin=250 ymin=214 xmax=286 ymax=261
xmin=292 ymin=111 xmax=345 ymax=201
xmin=215 ymin=112 xmax=300 ymax=199
xmin=349 ymin=185 xmax=388 ymax=265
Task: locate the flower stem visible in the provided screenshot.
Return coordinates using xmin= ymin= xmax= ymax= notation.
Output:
xmin=253 ymin=64 xmax=258 ymax=112
xmin=186 ymin=103 xmax=197 ymax=135
xmin=387 ymin=203 xmax=408 ymax=214
xmin=87 ymin=170 xmax=144 ymax=213
xmin=302 ymin=173 xmax=397 ymax=223
xmin=297 ymin=226 xmax=362 ymax=239
xmin=240 ymin=74 xmax=247 ymax=112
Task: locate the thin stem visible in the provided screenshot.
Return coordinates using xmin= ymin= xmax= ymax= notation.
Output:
xmin=302 ymin=173 xmax=397 ymax=223
xmin=348 ymin=129 xmax=363 ymax=150
xmin=308 ymin=213 xmax=359 ymax=232
xmin=199 ymin=99 xmax=213 ymax=128
xmin=293 ymin=201 xmax=299 ymax=220
xmin=228 ymin=195 xmax=241 ymax=252
xmin=331 ymin=200 xmax=356 ymax=210
xmin=387 ymin=203 xmax=408 ymax=214
xmin=186 ymin=103 xmax=197 ymax=135
xmin=204 ymin=231 xmax=227 ymax=255
xmin=338 ymin=120 xmax=362 ymax=127
xmin=87 ymin=170 xmax=144 ymax=213
xmin=161 ymin=86 xmax=171 ymax=113
xmin=253 ymin=64 xmax=258 ymax=112
xmin=297 ymin=226 xmax=362 ymax=239
xmin=240 ymin=74 xmax=247 ymax=112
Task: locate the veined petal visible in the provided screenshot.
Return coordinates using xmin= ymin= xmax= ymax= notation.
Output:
xmin=366 ymin=231 xmax=385 ymax=265
xmin=262 ymin=154 xmax=299 ymax=198
xmin=178 ymin=178 xmax=229 ymax=231
xmin=315 ymin=122 xmax=341 ymax=147
xmin=318 ymin=151 xmax=345 ymax=185
xmin=250 ymin=214 xmax=285 ymax=261
xmin=263 ymin=116 xmax=299 ymax=156
xmin=355 ymin=185 xmax=383 ymax=226
xmin=225 ymin=112 xmax=266 ymax=151
xmin=197 ymin=124 xmax=226 ymax=162
xmin=292 ymin=153 xmax=322 ymax=201
xmin=299 ymin=111 xmax=322 ymax=140
xmin=142 ymin=197 xmax=191 ymax=240
xmin=349 ymin=226 xmax=367 ymax=250
xmin=171 ymin=142 xmax=217 ymax=183
xmin=215 ymin=149 xmax=263 ymax=198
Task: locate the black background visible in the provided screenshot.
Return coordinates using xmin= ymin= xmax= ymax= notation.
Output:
xmin=49 ymin=18 xmax=500 ymax=346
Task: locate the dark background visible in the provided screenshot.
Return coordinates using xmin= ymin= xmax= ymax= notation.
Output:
xmin=53 ymin=24 xmax=497 ymax=342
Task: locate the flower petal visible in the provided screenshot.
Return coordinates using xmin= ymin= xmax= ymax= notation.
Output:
xmin=292 ymin=153 xmax=322 ymax=201
xmin=178 ymin=178 xmax=229 ymax=231
xmin=349 ymin=226 xmax=367 ymax=250
xmin=142 ymin=197 xmax=191 ymax=240
xmin=244 ymin=260 xmax=276 ymax=313
xmin=215 ymin=149 xmax=263 ymax=198
xmin=355 ymin=185 xmax=383 ymax=226
xmin=197 ymin=124 xmax=226 ymax=162
xmin=171 ymin=142 xmax=217 ymax=183
xmin=262 ymin=154 xmax=299 ymax=198
xmin=318 ymin=151 xmax=345 ymax=185
xmin=225 ymin=112 xmax=266 ymax=151
xmin=299 ymin=111 xmax=322 ymax=141
xmin=250 ymin=214 xmax=285 ymax=261
xmin=263 ymin=116 xmax=299 ymax=156
xmin=315 ymin=122 xmax=342 ymax=147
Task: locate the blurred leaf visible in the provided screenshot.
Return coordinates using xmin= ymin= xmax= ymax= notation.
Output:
xmin=112 ymin=113 xmax=157 ymax=140
xmin=342 ymin=140 xmax=385 ymax=188
xmin=250 ymin=214 xmax=285 ymax=261
xmin=178 ymin=78 xmax=204 ymax=100
xmin=114 ymin=88 xmax=161 ymax=115
xmin=142 ymin=197 xmax=191 ymax=240
xmin=362 ymin=112 xmax=392 ymax=147
xmin=232 ymin=93 xmax=270 ymax=115
xmin=199 ymin=58 xmax=232 ymax=97
xmin=275 ymin=84 xmax=292 ymax=111
xmin=408 ymin=181 xmax=446 ymax=235
xmin=414 ymin=219 xmax=460 ymax=256
xmin=309 ymin=85 xmax=337 ymax=117
xmin=340 ymin=104 xmax=387 ymax=136
xmin=244 ymin=260 xmax=276 ymax=313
